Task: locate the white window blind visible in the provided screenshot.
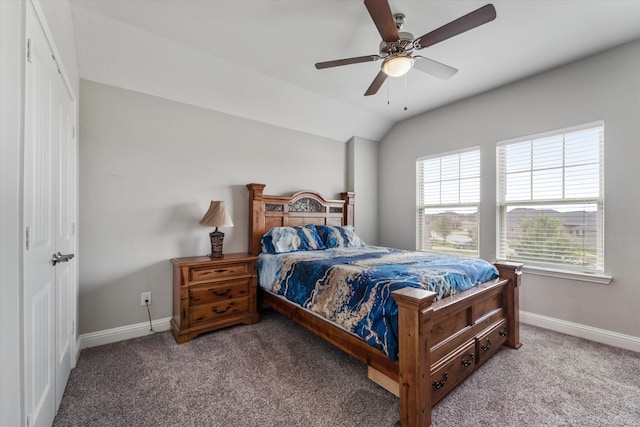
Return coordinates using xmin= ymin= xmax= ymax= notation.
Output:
xmin=416 ymin=147 xmax=480 ymax=257
xmin=497 ymin=122 xmax=604 ymax=272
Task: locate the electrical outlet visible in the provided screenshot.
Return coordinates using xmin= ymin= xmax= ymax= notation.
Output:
xmin=141 ymin=292 xmax=152 ymax=306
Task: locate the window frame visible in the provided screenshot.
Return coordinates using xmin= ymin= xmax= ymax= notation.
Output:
xmin=496 ymin=121 xmax=606 ymax=275
xmin=416 ymin=146 xmax=481 ymax=257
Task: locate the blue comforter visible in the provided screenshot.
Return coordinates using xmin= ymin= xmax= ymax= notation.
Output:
xmin=259 ymin=246 xmax=498 ymax=361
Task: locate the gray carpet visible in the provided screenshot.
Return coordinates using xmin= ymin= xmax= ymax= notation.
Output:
xmin=54 ymin=309 xmax=640 ymax=427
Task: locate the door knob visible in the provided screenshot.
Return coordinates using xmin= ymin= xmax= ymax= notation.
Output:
xmin=51 ymin=252 xmax=75 ymax=266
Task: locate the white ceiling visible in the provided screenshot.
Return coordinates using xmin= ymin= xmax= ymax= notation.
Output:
xmin=69 ymin=0 xmax=640 ymax=141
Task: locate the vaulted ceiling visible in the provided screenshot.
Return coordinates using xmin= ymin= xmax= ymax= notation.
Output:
xmin=69 ymin=1 xmax=640 ymax=141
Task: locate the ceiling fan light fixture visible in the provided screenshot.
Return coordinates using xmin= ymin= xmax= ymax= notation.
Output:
xmin=381 ymin=55 xmax=414 ymax=77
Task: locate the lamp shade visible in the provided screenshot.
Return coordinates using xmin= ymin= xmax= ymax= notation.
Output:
xmin=199 ymin=201 xmax=233 ymax=228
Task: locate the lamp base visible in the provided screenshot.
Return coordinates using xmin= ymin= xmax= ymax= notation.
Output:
xmin=208 ymin=229 xmax=225 ymax=258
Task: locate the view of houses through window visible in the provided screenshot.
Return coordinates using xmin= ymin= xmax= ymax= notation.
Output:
xmin=497 ymin=122 xmax=604 ymax=272
xmin=416 ymin=122 xmax=604 ymax=272
xmin=416 ymin=148 xmax=480 ymax=257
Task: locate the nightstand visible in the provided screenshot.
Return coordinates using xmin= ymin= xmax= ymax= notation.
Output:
xmin=170 ymin=253 xmax=259 ymax=344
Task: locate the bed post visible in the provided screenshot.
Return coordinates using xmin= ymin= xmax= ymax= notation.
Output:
xmin=495 ymin=262 xmax=523 ymax=350
xmin=340 ymin=191 xmax=355 ymax=226
xmin=247 ymin=183 xmax=266 ymax=256
xmin=392 ymin=288 xmax=437 ymax=427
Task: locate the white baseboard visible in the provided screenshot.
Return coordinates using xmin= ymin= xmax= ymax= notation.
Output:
xmin=521 ymin=311 xmax=640 ymax=353
xmin=78 ymin=317 xmax=172 ymax=350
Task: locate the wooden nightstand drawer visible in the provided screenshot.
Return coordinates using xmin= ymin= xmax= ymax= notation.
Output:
xmin=191 ymin=297 xmax=249 ymax=325
xmin=171 ymin=254 xmax=259 ymax=344
xmin=190 ymin=278 xmax=249 ymax=306
xmin=190 ymin=263 xmax=249 ymax=282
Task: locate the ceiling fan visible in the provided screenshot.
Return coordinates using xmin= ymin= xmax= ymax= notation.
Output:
xmin=315 ymin=0 xmax=497 ymax=96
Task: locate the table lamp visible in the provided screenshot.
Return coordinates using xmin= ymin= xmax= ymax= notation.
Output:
xmin=199 ymin=201 xmax=233 ymax=258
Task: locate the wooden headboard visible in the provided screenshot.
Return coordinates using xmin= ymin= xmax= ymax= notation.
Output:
xmin=246 ymin=183 xmax=355 ymax=256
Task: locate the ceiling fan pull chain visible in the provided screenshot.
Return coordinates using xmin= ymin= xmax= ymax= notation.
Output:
xmin=404 ymin=73 xmax=408 ymax=111
xmin=387 ymin=78 xmax=390 ymax=105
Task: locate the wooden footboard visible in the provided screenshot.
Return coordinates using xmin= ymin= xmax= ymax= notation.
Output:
xmin=261 ymin=262 xmax=522 ymax=427
xmin=392 ymin=262 xmax=522 ymax=427
xmin=246 ymin=183 xmax=523 ymax=427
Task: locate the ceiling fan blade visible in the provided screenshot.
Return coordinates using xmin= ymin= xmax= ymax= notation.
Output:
xmin=315 ymin=55 xmax=380 ymax=69
xmin=364 ymin=70 xmax=388 ymax=96
xmin=414 ymin=4 xmax=496 ymax=50
xmin=364 ymin=0 xmax=399 ymax=43
xmin=413 ymin=56 xmax=458 ymax=79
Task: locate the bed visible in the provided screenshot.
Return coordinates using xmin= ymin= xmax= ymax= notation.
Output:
xmin=247 ymin=183 xmax=522 ymax=427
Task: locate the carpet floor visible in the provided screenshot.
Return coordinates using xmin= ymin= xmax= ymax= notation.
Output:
xmin=53 ymin=309 xmax=640 ymax=427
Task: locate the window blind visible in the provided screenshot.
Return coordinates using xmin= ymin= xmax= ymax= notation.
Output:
xmin=416 ymin=147 xmax=480 ymax=256
xmin=497 ymin=122 xmax=604 ymax=272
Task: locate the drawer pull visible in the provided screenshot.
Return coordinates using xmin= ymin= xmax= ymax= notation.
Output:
xmin=210 ymin=288 xmax=231 ymax=297
xmin=461 ymin=353 xmax=475 ymax=367
xmin=481 ymin=338 xmax=492 ymax=351
xmin=212 ymin=303 xmax=234 ymax=314
xmin=432 ymin=372 xmax=448 ymax=390
xmin=499 ymin=327 xmax=508 ymax=337
xmin=214 ymin=269 xmax=228 ymax=273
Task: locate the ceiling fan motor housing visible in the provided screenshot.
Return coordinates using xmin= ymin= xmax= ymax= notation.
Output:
xmin=379 ymin=32 xmax=415 ymax=58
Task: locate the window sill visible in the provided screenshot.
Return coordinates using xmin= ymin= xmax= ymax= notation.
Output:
xmin=521 ymin=265 xmax=612 ymax=285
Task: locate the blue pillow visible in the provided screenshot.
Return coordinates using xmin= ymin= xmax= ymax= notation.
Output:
xmin=261 ymin=225 xmax=326 ymax=254
xmin=316 ymin=225 xmax=365 ymax=248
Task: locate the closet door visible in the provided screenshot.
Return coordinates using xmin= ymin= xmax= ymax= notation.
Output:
xmin=23 ymin=3 xmax=77 ymax=426
xmin=54 ymin=62 xmax=76 ymax=410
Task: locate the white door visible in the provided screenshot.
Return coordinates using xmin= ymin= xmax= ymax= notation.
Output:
xmin=24 ymin=3 xmax=77 ymax=426
xmin=53 ymin=60 xmax=76 ymax=409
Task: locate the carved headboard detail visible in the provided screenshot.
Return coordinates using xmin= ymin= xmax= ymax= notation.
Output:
xmin=246 ymin=183 xmax=355 ymax=256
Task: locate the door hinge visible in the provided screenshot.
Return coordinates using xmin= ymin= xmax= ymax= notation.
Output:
xmin=26 ymin=38 xmax=32 ymax=63
xmin=25 ymin=226 xmax=30 ymax=250
xmin=71 ymin=320 xmax=75 ymax=335
xmin=26 ymin=414 xmax=31 ymax=427
xmin=72 ymin=125 xmax=76 ymax=139
xmin=52 ymin=54 xmax=61 ymax=74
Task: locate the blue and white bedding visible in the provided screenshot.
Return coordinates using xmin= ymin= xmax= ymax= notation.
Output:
xmin=258 ymin=246 xmax=499 ymax=361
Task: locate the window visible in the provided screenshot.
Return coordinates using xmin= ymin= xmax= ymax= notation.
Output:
xmin=416 ymin=148 xmax=480 ymax=257
xmin=497 ymin=122 xmax=604 ymax=272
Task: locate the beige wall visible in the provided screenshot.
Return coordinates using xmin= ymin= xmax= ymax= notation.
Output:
xmin=379 ymin=40 xmax=640 ymax=338
xmin=347 ymin=136 xmax=379 ymax=245
xmin=78 ymin=80 xmax=376 ymax=334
